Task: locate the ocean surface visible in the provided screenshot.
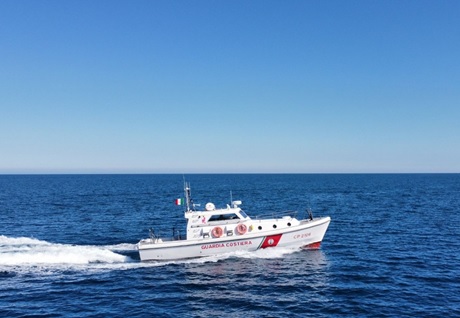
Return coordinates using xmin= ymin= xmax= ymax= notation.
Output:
xmin=0 ymin=174 xmax=459 ymax=317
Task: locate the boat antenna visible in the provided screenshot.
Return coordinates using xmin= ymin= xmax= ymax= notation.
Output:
xmin=184 ymin=181 xmax=194 ymax=212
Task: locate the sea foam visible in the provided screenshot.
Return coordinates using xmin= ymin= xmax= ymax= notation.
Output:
xmin=0 ymin=235 xmax=131 ymax=266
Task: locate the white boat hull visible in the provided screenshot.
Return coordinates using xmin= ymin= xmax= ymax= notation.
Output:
xmin=138 ymin=216 xmax=330 ymax=261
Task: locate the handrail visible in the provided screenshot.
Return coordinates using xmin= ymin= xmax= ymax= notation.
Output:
xmin=252 ymin=210 xmax=298 ymax=220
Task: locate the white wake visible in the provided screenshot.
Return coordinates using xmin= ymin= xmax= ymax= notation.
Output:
xmin=0 ymin=235 xmax=133 ymax=267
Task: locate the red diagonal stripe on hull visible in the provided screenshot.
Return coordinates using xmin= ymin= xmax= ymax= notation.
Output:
xmin=260 ymin=234 xmax=283 ymax=249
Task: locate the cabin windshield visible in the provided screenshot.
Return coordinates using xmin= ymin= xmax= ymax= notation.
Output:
xmin=208 ymin=213 xmax=240 ymax=222
xmin=240 ymin=210 xmax=248 ymax=218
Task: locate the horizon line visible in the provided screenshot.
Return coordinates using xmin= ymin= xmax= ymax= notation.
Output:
xmin=0 ymin=171 xmax=459 ymax=175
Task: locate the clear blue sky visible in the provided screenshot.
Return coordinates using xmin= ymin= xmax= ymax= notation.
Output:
xmin=1 ymin=0 xmax=459 ymax=173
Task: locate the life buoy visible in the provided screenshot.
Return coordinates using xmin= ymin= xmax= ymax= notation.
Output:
xmin=211 ymin=226 xmax=223 ymax=238
xmin=236 ymin=223 xmax=247 ymax=235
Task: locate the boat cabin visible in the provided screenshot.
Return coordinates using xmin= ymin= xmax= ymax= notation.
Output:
xmin=184 ymin=200 xmax=250 ymax=240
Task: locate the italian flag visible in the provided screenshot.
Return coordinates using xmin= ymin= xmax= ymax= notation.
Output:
xmin=175 ymin=198 xmax=184 ymax=205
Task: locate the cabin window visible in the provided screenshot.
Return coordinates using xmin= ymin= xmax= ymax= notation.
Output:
xmin=208 ymin=213 xmax=239 ymax=222
xmin=240 ymin=210 xmax=248 ymax=218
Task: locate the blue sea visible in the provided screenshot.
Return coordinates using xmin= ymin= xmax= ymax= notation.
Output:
xmin=1 ymin=174 xmax=459 ymax=317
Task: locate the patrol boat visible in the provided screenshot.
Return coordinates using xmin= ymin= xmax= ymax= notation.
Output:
xmin=137 ymin=183 xmax=331 ymax=261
